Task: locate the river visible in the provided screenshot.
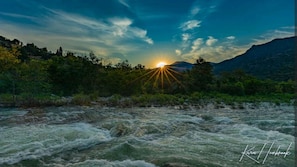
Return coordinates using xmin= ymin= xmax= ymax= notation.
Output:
xmin=0 ymin=103 xmax=295 ymax=167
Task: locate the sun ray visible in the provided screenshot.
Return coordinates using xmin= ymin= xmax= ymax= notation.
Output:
xmin=164 ymin=67 xmax=185 ymax=87
xmin=163 ymin=68 xmax=172 ymax=84
xmin=154 ymin=70 xmax=161 ymax=87
xmin=127 ymin=62 xmax=185 ymax=93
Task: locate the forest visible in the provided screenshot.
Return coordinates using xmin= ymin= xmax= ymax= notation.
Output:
xmin=0 ymin=37 xmax=295 ymax=107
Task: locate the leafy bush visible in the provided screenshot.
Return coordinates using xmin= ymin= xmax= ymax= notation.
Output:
xmin=108 ymin=94 xmax=122 ymax=105
xmin=72 ymin=94 xmax=91 ymax=105
xmin=220 ymin=82 xmax=245 ymax=96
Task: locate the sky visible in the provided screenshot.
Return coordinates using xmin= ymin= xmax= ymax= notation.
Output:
xmin=0 ymin=0 xmax=295 ymax=68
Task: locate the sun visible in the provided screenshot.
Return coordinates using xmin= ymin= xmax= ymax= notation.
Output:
xmin=156 ymin=62 xmax=167 ymax=68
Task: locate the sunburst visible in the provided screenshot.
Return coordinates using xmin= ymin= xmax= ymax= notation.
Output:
xmin=131 ymin=63 xmax=184 ymax=93
xmin=156 ymin=62 xmax=167 ymax=68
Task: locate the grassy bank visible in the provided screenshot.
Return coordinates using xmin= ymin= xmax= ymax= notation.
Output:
xmin=0 ymin=92 xmax=295 ymax=108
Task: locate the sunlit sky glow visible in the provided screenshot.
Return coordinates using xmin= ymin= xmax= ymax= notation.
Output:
xmin=156 ymin=62 xmax=167 ymax=68
xmin=0 ymin=0 xmax=295 ymax=67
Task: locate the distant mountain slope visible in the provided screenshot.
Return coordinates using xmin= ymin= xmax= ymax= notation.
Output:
xmin=213 ymin=36 xmax=296 ymax=81
xmin=168 ymin=61 xmax=194 ymax=72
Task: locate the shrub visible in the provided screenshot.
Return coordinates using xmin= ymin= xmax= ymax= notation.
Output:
xmin=72 ymin=94 xmax=91 ymax=105
xmin=220 ymin=82 xmax=245 ymax=96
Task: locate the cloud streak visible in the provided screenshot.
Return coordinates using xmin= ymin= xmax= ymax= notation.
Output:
xmin=190 ymin=7 xmax=200 ymax=16
xmin=177 ymin=26 xmax=295 ymax=63
xmin=118 ymin=0 xmax=130 ymax=8
xmin=206 ymin=36 xmax=218 ymax=46
xmin=191 ymin=38 xmax=203 ymax=52
xmin=252 ymin=27 xmax=295 ymax=45
xmin=0 ymin=12 xmax=36 ymax=21
xmin=180 ymin=20 xmax=201 ymax=31
xmin=175 ymin=35 xmax=247 ymax=63
xmin=0 ymin=6 xmax=154 ymax=64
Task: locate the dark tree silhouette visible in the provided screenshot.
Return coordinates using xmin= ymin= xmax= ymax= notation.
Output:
xmin=189 ymin=57 xmax=213 ymax=91
xmin=56 ymin=46 xmax=63 ymax=56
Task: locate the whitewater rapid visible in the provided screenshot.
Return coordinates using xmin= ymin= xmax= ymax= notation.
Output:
xmin=0 ymin=103 xmax=295 ymax=167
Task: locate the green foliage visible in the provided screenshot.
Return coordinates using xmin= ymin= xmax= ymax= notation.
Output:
xmin=108 ymin=94 xmax=122 ymax=105
xmin=189 ymin=92 xmax=204 ymax=101
xmin=220 ymin=82 xmax=245 ymax=96
xmin=0 ymin=93 xmax=62 ymax=107
xmin=0 ymin=93 xmax=14 ymax=104
xmin=0 ymin=37 xmax=295 ymax=107
xmin=0 ymin=46 xmax=20 ymax=72
xmin=188 ymin=57 xmax=213 ymax=92
xmin=72 ymin=94 xmax=91 ymax=105
xmin=19 ymin=59 xmax=52 ymax=97
xmin=131 ymin=94 xmax=181 ymax=106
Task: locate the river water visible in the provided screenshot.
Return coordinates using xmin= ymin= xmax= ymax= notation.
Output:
xmin=0 ymin=103 xmax=295 ymax=167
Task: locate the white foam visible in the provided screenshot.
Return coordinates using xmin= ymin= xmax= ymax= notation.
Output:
xmin=63 ymin=159 xmax=157 ymax=167
xmin=0 ymin=109 xmax=28 ymax=121
xmin=0 ymin=105 xmax=294 ymax=166
xmin=0 ymin=123 xmax=112 ymax=165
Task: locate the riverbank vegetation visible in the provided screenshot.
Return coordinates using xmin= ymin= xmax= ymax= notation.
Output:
xmin=0 ymin=41 xmax=295 ymax=107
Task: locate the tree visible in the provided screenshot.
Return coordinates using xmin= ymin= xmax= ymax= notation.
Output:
xmin=188 ymin=57 xmax=213 ymax=92
xmin=48 ymin=55 xmax=83 ymax=95
xmin=56 ymin=46 xmax=63 ymax=56
xmin=134 ymin=64 xmax=145 ymax=70
xmin=19 ymin=59 xmax=52 ymax=100
xmin=115 ymin=60 xmax=132 ymax=70
xmin=0 ymin=46 xmax=20 ymax=72
xmin=88 ymin=51 xmax=103 ymax=65
xmin=0 ymin=46 xmax=22 ymax=103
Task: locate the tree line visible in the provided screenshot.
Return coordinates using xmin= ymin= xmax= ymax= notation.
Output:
xmin=0 ymin=42 xmax=295 ymax=105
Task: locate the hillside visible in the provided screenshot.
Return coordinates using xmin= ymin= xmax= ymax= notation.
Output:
xmin=167 ymin=61 xmax=194 ymax=72
xmin=213 ymin=36 xmax=296 ymax=81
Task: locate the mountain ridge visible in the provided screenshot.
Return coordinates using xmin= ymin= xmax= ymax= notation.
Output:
xmin=168 ymin=36 xmax=295 ymax=81
xmin=167 ymin=61 xmax=194 ymax=72
xmin=212 ymin=36 xmax=296 ymax=81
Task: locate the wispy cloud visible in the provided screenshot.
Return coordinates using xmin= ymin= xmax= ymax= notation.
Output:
xmin=182 ymin=33 xmax=190 ymax=41
xmin=109 ymin=17 xmax=133 ymax=37
xmin=226 ymin=36 xmax=235 ymax=40
xmin=180 ymin=20 xmax=201 ymax=31
xmin=191 ymin=38 xmax=203 ymax=52
xmin=177 ymin=26 xmax=295 ymax=63
xmin=180 ymin=33 xmax=191 ymax=50
xmin=175 ymin=0 xmax=223 ymax=62
xmin=190 ymin=7 xmax=200 ymax=17
xmin=46 ymin=9 xmax=154 ymax=45
xmin=118 ymin=0 xmax=130 ymax=8
xmin=252 ymin=27 xmax=295 ymax=45
xmin=109 ymin=17 xmax=132 ymax=26
xmin=0 ymin=12 xmax=36 ymax=21
xmin=206 ymin=36 xmax=218 ymax=46
xmin=0 ymin=7 xmax=153 ymax=64
xmin=177 ymin=36 xmax=246 ymax=63
xmin=175 ymin=49 xmax=182 ymax=56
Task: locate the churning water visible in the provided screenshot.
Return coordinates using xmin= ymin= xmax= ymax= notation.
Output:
xmin=0 ymin=103 xmax=295 ymax=167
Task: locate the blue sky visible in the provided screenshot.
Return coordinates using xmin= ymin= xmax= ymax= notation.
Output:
xmin=0 ymin=0 xmax=295 ymax=67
